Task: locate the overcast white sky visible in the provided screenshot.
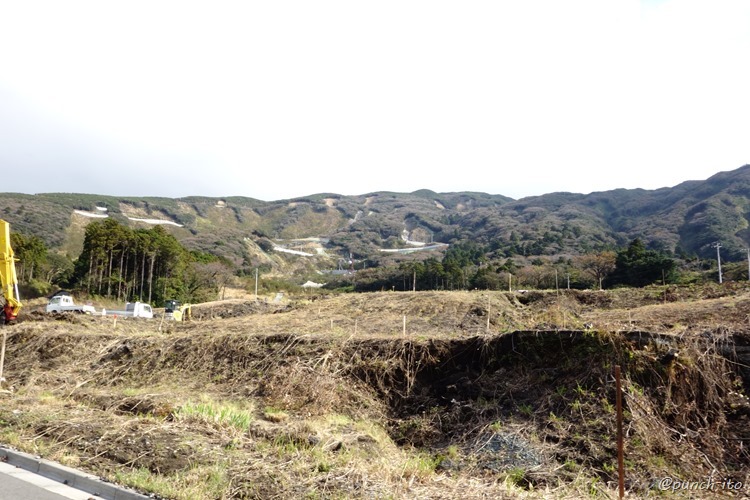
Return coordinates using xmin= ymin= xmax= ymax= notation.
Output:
xmin=1 ymin=0 xmax=749 ymax=201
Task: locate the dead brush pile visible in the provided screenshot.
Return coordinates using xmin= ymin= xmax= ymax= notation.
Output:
xmin=615 ymin=329 xmax=750 ymax=490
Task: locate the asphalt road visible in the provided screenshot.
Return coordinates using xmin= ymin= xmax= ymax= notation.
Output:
xmin=0 ymin=461 xmax=94 ymax=499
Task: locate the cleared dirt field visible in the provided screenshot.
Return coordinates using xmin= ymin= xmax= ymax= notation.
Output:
xmin=1 ymin=286 xmax=749 ymax=498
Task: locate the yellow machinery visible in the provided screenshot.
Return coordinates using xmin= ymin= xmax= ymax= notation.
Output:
xmin=0 ymin=219 xmax=21 ymax=391
xmin=164 ymin=300 xmax=192 ymax=321
xmin=0 ymin=220 xmax=21 ymax=324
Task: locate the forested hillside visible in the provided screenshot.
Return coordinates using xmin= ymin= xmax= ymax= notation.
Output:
xmin=2 ymin=165 xmax=750 ymax=300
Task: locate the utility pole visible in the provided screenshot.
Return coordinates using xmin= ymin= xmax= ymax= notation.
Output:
xmin=747 ymin=248 xmax=750 ymax=281
xmin=713 ymin=242 xmax=723 ymax=284
xmin=555 ymin=269 xmax=559 ymax=295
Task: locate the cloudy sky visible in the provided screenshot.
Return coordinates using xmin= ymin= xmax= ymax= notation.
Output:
xmin=1 ymin=0 xmax=749 ymax=201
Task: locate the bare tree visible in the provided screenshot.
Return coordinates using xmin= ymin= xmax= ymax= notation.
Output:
xmin=576 ymin=251 xmax=616 ymax=290
xmin=188 ymin=261 xmax=235 ymax=301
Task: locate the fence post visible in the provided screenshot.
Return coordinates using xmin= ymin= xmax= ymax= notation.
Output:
xmin=486 ymin=295 xmax=491 ymax=333
xmin=615 ymin=365 xmax=625 ymax=499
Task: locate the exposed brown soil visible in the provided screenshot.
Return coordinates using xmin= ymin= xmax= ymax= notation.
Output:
xmin=1 ymin=286 xmax=750 ymax=499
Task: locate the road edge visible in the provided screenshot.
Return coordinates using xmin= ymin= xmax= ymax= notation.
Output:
xmin=0 ymin=445 xmax=151 ymax=500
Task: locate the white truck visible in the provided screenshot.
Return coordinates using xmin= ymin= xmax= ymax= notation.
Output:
xmin=102 ymin=302 xmax=154 ymax=319
xmin=47 ymin=293 xmax=97 ymax=314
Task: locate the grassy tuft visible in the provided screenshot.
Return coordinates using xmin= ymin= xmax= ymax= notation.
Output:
xmin=115 ymin=463 xmax=230 ymax=500
xmin=263 ymin=406 xmax=289 ymax=423
xmin=174 ymin=400 xmax=254 ymax=432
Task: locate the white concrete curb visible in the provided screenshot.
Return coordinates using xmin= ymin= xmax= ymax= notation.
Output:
xmin=0 ymin=446 xmax=152 ymax=499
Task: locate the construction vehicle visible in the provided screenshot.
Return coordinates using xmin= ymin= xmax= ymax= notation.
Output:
xmin=102 ymin=302 xmax=154 ymax=319
xmin=46 ymin=291 xmax=97 ymax=314
xmin=164 ymin=300 xmax=192 ymax=321
xmin=0 ymin=220 xmax=21 ymax=324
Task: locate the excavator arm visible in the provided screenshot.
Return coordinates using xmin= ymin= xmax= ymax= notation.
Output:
xmin=180 ymin=304 xmax=192 ymax=321
xmin=0 ymin=220 xmax=21 ymax=324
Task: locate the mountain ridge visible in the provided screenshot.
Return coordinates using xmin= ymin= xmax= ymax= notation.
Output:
xmin=2 ymin=164 xmax=750 ymax=270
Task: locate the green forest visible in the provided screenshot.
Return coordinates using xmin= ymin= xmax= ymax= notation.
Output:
xmin=9 ymin=215 xmax=746 ymax=306
xmin=7 ymin=162 xmax=750 ymax=305
xmin=11 ymin=219 xmax=233 ymax=306
xmin=332 ymin=238 xmax=703 ymax=293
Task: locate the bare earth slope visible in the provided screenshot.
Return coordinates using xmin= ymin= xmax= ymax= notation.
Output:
xmin=1 ymin=287 xmax=749 ymax=499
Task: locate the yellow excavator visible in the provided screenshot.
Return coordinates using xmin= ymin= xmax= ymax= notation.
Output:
xmin=0 ymin=220 xmax=21 ymax=325
xmin=164 ymin=299 xmax=192 ymax=321
xmin=0 ymin=219 xmax=21 ymax=392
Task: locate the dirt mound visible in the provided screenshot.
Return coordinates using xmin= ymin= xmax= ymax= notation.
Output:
xmin=188 ymin=299 xmax=290 ymax=320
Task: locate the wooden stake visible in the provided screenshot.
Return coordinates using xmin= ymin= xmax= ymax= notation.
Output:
xmin=486 ymin=295 xmax=491 ymax=333
xmin=615 ymin=365 xmax=625 ymax=499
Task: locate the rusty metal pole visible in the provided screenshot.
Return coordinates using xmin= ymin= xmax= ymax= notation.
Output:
xmin=615 ymin=365 xmax=625 ymax=499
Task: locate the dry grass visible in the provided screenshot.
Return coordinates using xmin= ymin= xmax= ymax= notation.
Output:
xmin=0 ymin=287 xmax=748 ymax=498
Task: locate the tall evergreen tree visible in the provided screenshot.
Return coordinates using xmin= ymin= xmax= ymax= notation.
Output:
xmin=71 ymin=220 xmax=223 ymax=305
xmin=609 ymin=238 xmax=675 ymax=287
